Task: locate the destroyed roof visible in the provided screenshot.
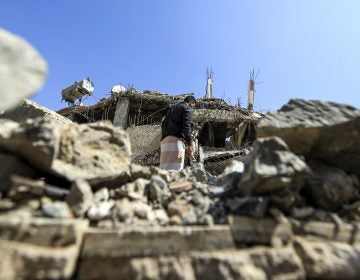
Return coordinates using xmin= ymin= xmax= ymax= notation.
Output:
xmin=57 ymin=89 xmax=262 ymax=123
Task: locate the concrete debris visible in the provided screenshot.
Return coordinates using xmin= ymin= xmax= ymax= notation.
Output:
xmin=257 ymin=99 xmax=360 ymax=176
xmin=239 ymin=136 xmax=310 ymax=197
xmin=0 ymin=118 xmax=131 ymax=185
xmin=0 ymin=28 xmax=47 ymax=112
xmin=1 ymin=68 xmax=360 ymax=279
xmin=0 ymin=99 xmax=71 ymax=125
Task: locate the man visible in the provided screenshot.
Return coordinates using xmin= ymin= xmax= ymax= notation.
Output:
xmin=160 ymin=95 xmax=196 ymax=171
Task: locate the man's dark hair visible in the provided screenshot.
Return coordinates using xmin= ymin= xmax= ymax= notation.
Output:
xmin=184 ymin=95 xmax=196 ymax=103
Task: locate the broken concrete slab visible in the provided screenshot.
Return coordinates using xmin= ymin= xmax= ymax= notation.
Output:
xmin=80 ymin=226 xmax=235 ymax=259
xmin=257 ymin=99 xmax=360 ymax=176
xmin=0 ymin=99 xmax=71 ymax=125
xmin=0 ymin=28 xmax=47 ymax=112
xmin=294 ymin=237 xmax=360 ymax=279
xmin=228 ymin=215 xmax=293 ymax=246
xmin=126 ymin=124 xmax=161 ymax=158
xmin=0 ymin=118 xmax=131 ymax=185
xmin=294 ymin=220 xmax=360 ymax=244
xmin=239 ymin=136 xmax=310 ymax=196
xmin=0 ymin=215 xmax=88 ymax=246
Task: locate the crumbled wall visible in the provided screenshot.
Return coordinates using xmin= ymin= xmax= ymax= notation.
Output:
xmin=126 ymin=125 xmax=161 ymax=158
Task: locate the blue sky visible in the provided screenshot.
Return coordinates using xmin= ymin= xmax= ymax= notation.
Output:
xmin=2 ymin=1 xmax=360 ymax=112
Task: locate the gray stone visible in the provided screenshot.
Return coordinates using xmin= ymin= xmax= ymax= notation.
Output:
xmin=114 ymin=178 xmax=149 ymax=200
xmin=294 ymin=237 xmax=360 ymax=279
xmin=87 ymin=200 xmax=115 ymax=222
xmin=147 ymin=175 xmax=171 ymax=206
xmin=130 ymin=164 xmax=152 ymax=180
xmin=216 ymin=160 xmax=244 ymax=188
xmin=0 ymin=118 xmax=131 ymax=185
xmin=228 ymin=215 xmax=293 ymax=246
xmin=239 ymin=136 xmax=310 ymax=196
xmin=66 ymin=179 xmax=93 ymax=217
xmin=1 ymin=99 xmax=71 ymax=125
xmin=0 ymin=28 xmax=47 ymax=112
xmin=154 ymin=209 xmax=170 ymax=226
xmin=41 ymin=201 xmax=72 ymax=219
xmin=257 ymin=99 xmax=360 ymax=176
xmin=93 ymin=187 xmax=109 ymax=203
xmin=307 ymin=160 xmax=359 ymax=210
xmin=115 ymin=198 xmax=135 ymax=222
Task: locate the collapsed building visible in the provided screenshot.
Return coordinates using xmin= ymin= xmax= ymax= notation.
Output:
xmin=57 ymin=85 xmax=262 ymax=174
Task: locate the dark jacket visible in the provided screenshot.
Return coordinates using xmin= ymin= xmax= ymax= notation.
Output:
xmin=161 ymin=102 xmax=193 ymax=145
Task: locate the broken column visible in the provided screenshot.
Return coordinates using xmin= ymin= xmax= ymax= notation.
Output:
xmin=113 ymin=96 xmax=130 ymax=128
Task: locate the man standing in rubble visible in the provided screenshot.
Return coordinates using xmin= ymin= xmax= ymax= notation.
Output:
xmin=160 ymin=96 xmax=196 ymax=171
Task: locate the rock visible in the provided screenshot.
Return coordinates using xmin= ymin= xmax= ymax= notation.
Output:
xmin=0 ymin=118 xmax=131 ymax=185
xmin=154 ymin=209 xmax=169 ymax=226
xmin=0 ymin=28 xmax=47 ymax=112
xmin=209 ymin=185 xmax=234 ymax=197
xmin=169 ymin=179 xmax=193 ymax=193
xmin=257 ymin=99 xmax=360 ymax=176
xmin=290 ymin=206 xmax=315 ymax=219
xmin=126 ymin=125 xmax=161 ymax=158
xmin=180 ymin=162 xmax=208 ymax=184
xmin=225 ymin=196 xmax=268 ymax=217
xmin=146 ymin=175 xmax=171 ymax=206
xmin=307 ymin=160 xmax=359 ymax=210
xmin=114 ymin=178 xmax=149 ymax=200
xmin=87 ymin=200 xmax=115 ymax=222
xmin=294 ymin=237 xmax=360 ymax=279
xmin=66 ymin=179 xmax=93 ymax=217
xmin=115 ymin=198 xmax=135 ymax=222
xmin=93 ymin=187 xmax=109 ymax=203
xmin=132 ymin=200 xmax=153 ymax=220
xmin=41 ymin=200 xmax=72 ymax=219
xmin=228 ymin=215 xmax=293 ymax=246
xmin=0 ymin=151 xmax=35 ymax=193
xmin=130 ymin=164 xmax=152 ymax=180
xmin=216 ymin=160 xmax=244 ymax=187
xmin=239 ymin=136 xmax=310 ymax=196
xmin=1 ymin=99 xmax=71 ymax=125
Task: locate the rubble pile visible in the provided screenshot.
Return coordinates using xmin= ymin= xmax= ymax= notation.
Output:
xmin=2 ymin=27 xmax=360 ymax=280
xmin=1 ymin=98 xmax=360 ymax=279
